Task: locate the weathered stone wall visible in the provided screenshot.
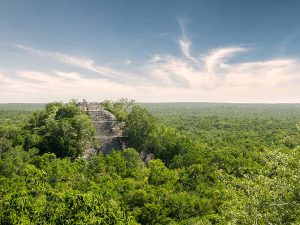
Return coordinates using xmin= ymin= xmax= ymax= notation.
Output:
xmin=77 ymin=101 xmax=125 ymax=154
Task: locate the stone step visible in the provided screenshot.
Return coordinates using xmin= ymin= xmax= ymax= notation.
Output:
xmin=87 ymin=110 xmax=116 ymax=121
xmin=92 ymin=121 xmax=120 ymax=136
xmin=96 ymin=136 xmax=125 ymax=154
xmin=92 ymin=121 xmax=118 ymax=123
xmin=96 ymin=136 xmax=123 ymax=140
xmin=78 ymin=101 xmax=126 ymax=154
xmin=93 ymin=123 xmax=124 ymax=136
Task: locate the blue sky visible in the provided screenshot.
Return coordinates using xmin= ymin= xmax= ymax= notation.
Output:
xmin=1 ymin=0 xmax=300 ymax=102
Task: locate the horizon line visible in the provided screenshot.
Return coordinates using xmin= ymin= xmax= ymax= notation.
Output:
xmin=1 ymin=101 xmax=300 ymax=105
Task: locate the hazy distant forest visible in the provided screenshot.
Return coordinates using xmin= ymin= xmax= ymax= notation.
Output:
xmin=0 ymin=100 xmax=300 ymax=224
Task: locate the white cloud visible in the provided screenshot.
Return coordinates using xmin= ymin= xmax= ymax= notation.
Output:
xmin=144 ymin=45 xmax=300 ymax=102
xmin=13 ymin=44 xmax=133 ymax=81
xmin=178 ymin=38 xmax=198 ymax=63
xmin=5 ymin=41 xmax=300 ymax=103
xmin=177 ymin=18 xmax=199 ymax=63
xmin=203 ymin=47 xmax=248 ymax=74
xmin=124 ymin=60 xmax=132 ymax=65
xmin=54 ymin=71 xmax=82 ymax=81
xmin=149 ymin=54 xmax=163 ymax=63
xmin=0 ymin=70 xmax=143 ymax=102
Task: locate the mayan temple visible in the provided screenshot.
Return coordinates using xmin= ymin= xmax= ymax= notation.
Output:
xmin=77 ymin=100 xmax=126 ymax=154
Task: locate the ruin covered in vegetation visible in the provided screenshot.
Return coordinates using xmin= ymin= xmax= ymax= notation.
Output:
xmin=77 ymin=100 xmax=126 ymax=153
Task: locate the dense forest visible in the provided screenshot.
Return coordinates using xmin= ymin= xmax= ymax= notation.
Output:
xmin=0 ymin=101 xmax=300 ymax=224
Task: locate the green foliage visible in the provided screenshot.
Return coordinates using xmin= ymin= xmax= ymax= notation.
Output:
xmin=101 ymin=98 xmax=135 ymax=121
xmin=1 ymin=102 xmax=300 ymax=224
xmin=125 ymin=106 xmax=156 ymax=152
xmin=24 ymin=102 xmax=97 ymax=159
xmin=123 ymin=148 xmax=146 ymax=178
xmin=147 ymin=159 xmax=178 ymax=186
xmin=148 ymin=125 xmax=191 ymax=165
xmin=125 ymin=106 xmax=191 ymax=165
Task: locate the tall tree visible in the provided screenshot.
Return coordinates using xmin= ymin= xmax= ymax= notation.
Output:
xmin=24 ymin=102 xmax=96 ymax=159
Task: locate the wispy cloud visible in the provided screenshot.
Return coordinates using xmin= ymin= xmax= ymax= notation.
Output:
xmin=143 ymin=34 xmax=300 ymax=102
xmin=0 ymin=70 xmax=140 ymax=102
xmin=124 ymin=60 xmax=132 ymax=65
xmin=5 ymin=34 xmax=300 ymax=103
xmin=146 ymin=45 xmax=300 ymax=89
xmin=13 ymin=44 xmax=134 ymax=82
xmin=203 ymin=47 xmax=248 ymax=74
xmin=177 ymin=18 xmax=199 ymax=63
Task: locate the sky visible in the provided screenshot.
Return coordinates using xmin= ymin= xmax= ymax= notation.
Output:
xmin=1 ymin=0 xmax=300 ymax=103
